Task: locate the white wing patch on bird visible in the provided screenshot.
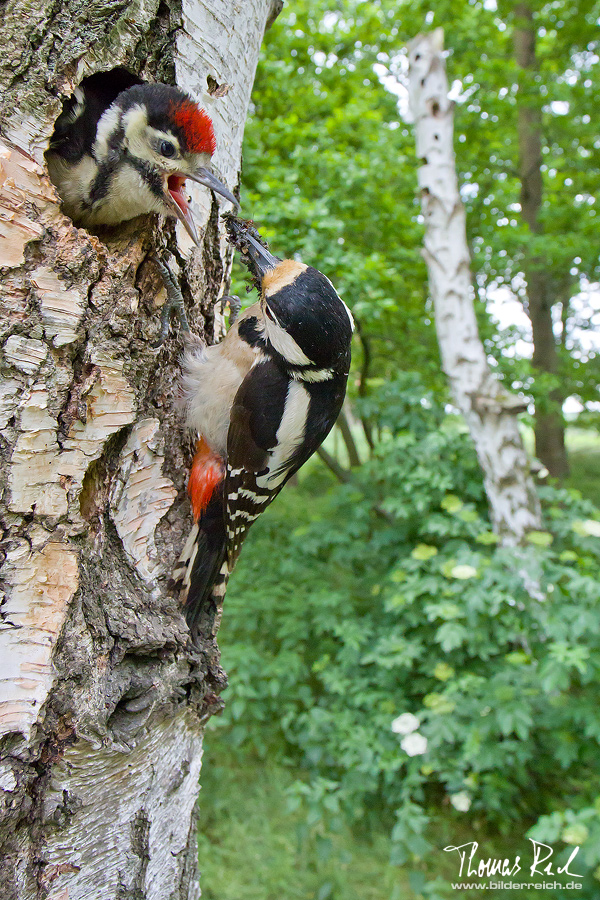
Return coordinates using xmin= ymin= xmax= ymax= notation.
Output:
xmin=173 ymin=521 xmax=200 ymax=588
xmin=293 ymin=367 xmax=334 ymax=383
xmin=256 ymin=380 xmax=311 ymax=489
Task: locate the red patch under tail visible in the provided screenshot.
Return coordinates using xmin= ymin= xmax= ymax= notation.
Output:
xmin=188 ymin=437 xmax=225 ymax=522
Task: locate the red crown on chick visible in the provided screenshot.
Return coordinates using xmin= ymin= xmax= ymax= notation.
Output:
xmin=171 ymin=100 xmax=217 ymax=155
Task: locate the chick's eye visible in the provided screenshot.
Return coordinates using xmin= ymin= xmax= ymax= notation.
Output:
xmin=160 ymin=140 xmax=176 ymax=158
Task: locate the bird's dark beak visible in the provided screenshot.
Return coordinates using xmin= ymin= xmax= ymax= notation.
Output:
xmin=241 ymin=232 xmax=281 ymax=278
xmin=225 ymin=217 xmax=281 ymax=279
xmin=188 ymin=168 xmax=240 ymax=211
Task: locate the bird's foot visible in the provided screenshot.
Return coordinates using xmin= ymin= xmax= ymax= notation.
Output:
xmin=153 ymin=257 xmax=190 ymax=346
xmin=219 ymin=294 xmax=242 ymax=325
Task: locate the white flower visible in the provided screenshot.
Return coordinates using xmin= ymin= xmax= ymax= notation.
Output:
xmin=581 ymin=519 xmax=600 ymax=538
xmin=450 ymin=564 xmax=478 ymax=579
xmin=400 ymin=732 xmax=428 ymax=756
xmin=391 ymin=713 xmax=420 ymax=735
xmin=450 ymin=791 xmax=472 ymax=812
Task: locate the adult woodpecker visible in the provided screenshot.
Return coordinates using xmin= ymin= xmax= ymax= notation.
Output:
xmin=47 ymin=74 xmax=238 ymax=244
xmin=174 ymin=216 xmax=354 ymax=637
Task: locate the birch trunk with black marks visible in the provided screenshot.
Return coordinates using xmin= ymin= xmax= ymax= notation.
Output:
xmin=0 ymin=1 xmax=280 ymax=897
xmin=408 ymin=30 xmax=542 ymax=543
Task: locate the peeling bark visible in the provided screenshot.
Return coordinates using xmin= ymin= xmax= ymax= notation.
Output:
xmin=408 ymin=30 xmax=542 ymax=543
xmin=0 ymin=1 xmax=278 ymax=897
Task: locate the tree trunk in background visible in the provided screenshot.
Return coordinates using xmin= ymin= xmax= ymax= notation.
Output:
xmin=513 ymin=3 xmax=569 ymax=479
xmin=408 ymin=30 xmax=542 ymax=543
xmin=0 ymin=1 xmax=279 ymax=897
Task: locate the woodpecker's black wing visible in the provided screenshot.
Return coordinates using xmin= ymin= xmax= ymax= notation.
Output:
xmin=225 ymin=358 xmax=287 ymax=566
xmin=225 ymin=358 xmax=348 ymax=568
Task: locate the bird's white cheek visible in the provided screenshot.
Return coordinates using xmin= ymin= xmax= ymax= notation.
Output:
xmin=265 ymin=319 xmax=312 ymax=365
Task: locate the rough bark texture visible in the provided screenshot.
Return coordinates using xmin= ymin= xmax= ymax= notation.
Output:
xmin=0 ymin=1 xmax=279 ymax=897
xmin=513 ymin=3 xmax=569 ymax=479
xmin=408 ymin=30 xmax=542 ymax=543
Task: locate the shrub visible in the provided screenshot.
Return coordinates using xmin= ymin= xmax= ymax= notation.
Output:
xmin=213 ymin=376 xmax=600 ymax=879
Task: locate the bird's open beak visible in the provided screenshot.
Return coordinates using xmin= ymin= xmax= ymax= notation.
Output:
xmin=164 ymin=169 xmax=240 ymax=246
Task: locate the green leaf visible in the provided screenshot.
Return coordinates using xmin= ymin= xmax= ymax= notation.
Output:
xmin=476 ymin=530 xmax=499 ymax=545
xmin=526 ymin=531 xmax=554 ymax=547
xmin=449 ymin=564 xmax=478 ymax=579
xmin=441 ymin=494 xmax=464 ymax=513
xmin=435 ymin=622 xmax=468 ymax=652
xmin=433 ymin=662 xmax=455 ymax=681
xmin=562 ymin=824 xmax=589 ymax=846
xmin=411 ymin=543 xmax=438 ymax=561
xmin=423 ymin=692 xmax=456 ymax=714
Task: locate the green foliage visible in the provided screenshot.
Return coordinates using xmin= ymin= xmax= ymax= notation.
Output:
xmin=233 ymin=0 xmax=441 ymax=391
xmin=213 ymin=379 xmax=600 ymax=883
xmin=566 ymin=431 xmax=600 ymax=506
xmin=198 ymin=752 xmax=589 ymax=899
xmin=197 ymin=757 xmax=416 ymax=900
xmin=236 ymin=0 xmax=600 ymax=416
xmin=207 ymin=2 xmax=600 ymax=890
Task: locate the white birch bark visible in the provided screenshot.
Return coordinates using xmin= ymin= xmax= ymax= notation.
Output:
xmin=0 ymin=1 xmax=280 ymax=897
xmin=408 ymin=30 xmax=542 ymax=542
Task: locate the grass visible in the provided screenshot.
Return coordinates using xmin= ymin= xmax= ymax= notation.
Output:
xmin=197 ymin=754 xmax=415 ymax=900
xmin=197 ymin=750 xmax=598 ymax=899
xmin=565 ymin=428 xmax=600 ymax=507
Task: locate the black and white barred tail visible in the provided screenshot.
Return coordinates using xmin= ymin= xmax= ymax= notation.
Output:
xmin=173 ymin=490 xmax=230 ymax=639
xmin=173 ymin=473 xmax=278 ymax=639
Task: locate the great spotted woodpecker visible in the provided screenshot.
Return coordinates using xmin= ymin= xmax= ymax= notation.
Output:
xmin=47 ymin=73 xmax=238 ymax=244
xmin=174 ymin=216 xmax=354 ymax=637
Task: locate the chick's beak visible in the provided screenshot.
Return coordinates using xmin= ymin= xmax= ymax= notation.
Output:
xmin=163 ymin=174 xmax=200 ymax=245
xmin=163 ymin=169 xmax=240 ymax=247
xmin=188 ymin=168 xmax=240 ymax=211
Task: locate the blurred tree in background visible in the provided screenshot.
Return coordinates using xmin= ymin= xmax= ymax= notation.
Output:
xmin=203 ymin=2 xmax=600 ymax=897
xmin=235 ymin=0 xmax=600 ymax=472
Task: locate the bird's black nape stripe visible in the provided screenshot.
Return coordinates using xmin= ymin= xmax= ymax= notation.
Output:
xmin=237 ymin=316 xmax=267 ymax=350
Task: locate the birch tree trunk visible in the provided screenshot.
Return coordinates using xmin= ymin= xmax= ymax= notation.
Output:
xmin=0 ymin=1 xmax=280 ymax=897
xmin=408 ymin=30 xmax=542 ymax=543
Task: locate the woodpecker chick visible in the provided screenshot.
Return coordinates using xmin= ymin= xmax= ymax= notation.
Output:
xmin=174 ymin=216 xmax=354 ymax=638
xmin=47 ymin=80 xmax=239 ymax=244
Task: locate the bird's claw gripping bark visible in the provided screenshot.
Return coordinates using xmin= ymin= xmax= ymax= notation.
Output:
xmin=219 ymin=294 xmax=242 ymax=324
xmin=153 ymin=257 xmax=191 ymax=346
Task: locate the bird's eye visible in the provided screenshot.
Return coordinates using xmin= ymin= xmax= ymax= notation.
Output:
xmin=265 ymin=307 xmax=275 ymax=322
xmin=160 ymin=140 xmax=177 ymax=158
